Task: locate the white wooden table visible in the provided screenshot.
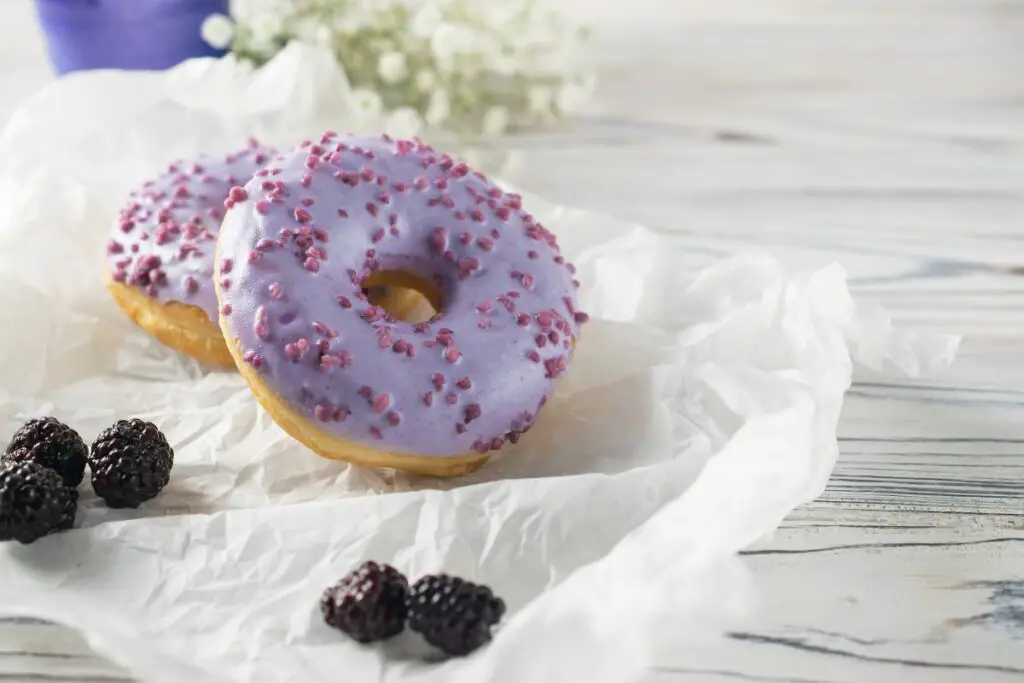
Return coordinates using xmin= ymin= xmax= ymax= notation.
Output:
xmin=1 ymin=1 xmax=1022 ymax=681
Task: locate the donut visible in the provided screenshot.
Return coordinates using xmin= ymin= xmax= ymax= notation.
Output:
xmin=105 ymin=141 xmax=276 ymax=366
xmin=105 ymin=140 xmax=423 ymax=366
xmin=215 ymin=133 xmax=589 ymax=476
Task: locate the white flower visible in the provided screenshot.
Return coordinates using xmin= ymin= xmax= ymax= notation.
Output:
xmin=424 ymin=89 xmax=450 ymax=127
xmin=296 ymin=18 xmax=332 ymax=45
xmin=333 ymin=15 xmax=364 ymax=35
xmin=248 ymin=11 xmax=284 ymax=44
xmin=201 ymin=13 xmax=235 ymax=49
xmin=411 ymin=3 xmax=444 ymax=38
xmin=555 ymin=82 xmax=591 ymax=115
xmin=377 ymin=52 xmax=407 ymax=85
xmin=350 ymin=89 xmax=384 ymax=120
xmin=431 ymin=23 xmax=475 ymax=72
xmin=384 ymin=107 xmax=424 ymax=139
xmin=415 ymin=70 xmax=437 ymax=92
xmin=481 ymin=106 xmax=510 ymax=138
xmin=527 ymin=86 xmax=553 ymax=114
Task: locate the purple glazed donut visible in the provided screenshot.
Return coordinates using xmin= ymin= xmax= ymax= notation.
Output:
xmin=105 ymin=140 xmax=275 ymax=366
xmin=215 ymin=133 xmax=588 ymax=476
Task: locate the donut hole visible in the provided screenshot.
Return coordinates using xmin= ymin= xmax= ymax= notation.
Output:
xmin=362 ymin=270 xmax=441 ymax=324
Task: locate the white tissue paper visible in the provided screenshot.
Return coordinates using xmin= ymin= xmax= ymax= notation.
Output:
xmin=0 ymin=45 xmax=958 ymax=683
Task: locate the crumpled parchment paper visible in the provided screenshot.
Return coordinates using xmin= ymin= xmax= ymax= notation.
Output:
xmin=0 ymin=44 xmax=958 ymax=683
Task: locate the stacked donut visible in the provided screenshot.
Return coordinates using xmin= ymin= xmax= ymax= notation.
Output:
xmin=106 ymin=133 xmax=588 ymax=476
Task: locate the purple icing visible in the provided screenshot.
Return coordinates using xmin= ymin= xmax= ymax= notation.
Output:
xmin=106 ymin=140 xmax=274 ymax=321
xmin=217 ymin=133 xmax=589 ymax=457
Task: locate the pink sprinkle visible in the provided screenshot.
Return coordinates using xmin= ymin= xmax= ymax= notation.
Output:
xmin=314 ymin=404 xmax=334 ymax=422
xmin=522 ymin=274 xmax=535 ymax=289
xmin=285 ymin=343 xmax=301 ymax=361
xmin=183 ymin=276 xmax=199 ymax=294
xmin=369 ymin=426 xmax=383 ymax=440
xmin=444 ymin=348 xmax=462 ymax=363
xmin=220 ymin=258 xmax=233 ymax=274
xmin=337 ymin=295 xmax=352 ymax=308
xmin=255 ymin=200 xmax=271 ymax=215
xmin=304 ymin=257 xmax=320 ymax=272
xmin=365 ymin=202 xmax=378 ymax=217
xmin=338 ymin=350 xmax=353 ymax=367
xmin=268 ymin=283 xmax=283 ymax=299
xmin=477 ymin=237 xmax=494 ymax=251
xmin=387 ymin=411 xmax=401 ymax=427
xmin=470 ymin=209 xmax=484 ymax=222
xmin=460 ymin=232 xmax=473 ymax=245
xmin=456 ymin=377 xmax=472 ymax=390
xmin=358 ymin=386 xmax=373 ymax=399
xmin=527 ymin=250 xmax=539 ymax=259
xmin=526 ymin=350 xmax=541 ymax=363
xmin=221 ymin=303 xmax=232 ymax=316
xmin=228 ymin=186 xmax=248 ymax=202
xmin=422 ymin=392 xmax=434 ymax=406
xmin=446 ymin=393 xmax=459 ymax=405
xmin=574 ymin=312 xmax=590 ymax=324
xmin=464 ymin=404 xmax=482 ymax=423
xmin=431 ymin=372 xmax=446 ymax=391
xmin=304 ymin=155 xmax=320 ymax=170
xmin=295 ymin=207 xmax=313 ymax=223
xmin=456 ymin=423 xmax=467 ymax=434
xmin=516 ymin=313 xmax=530 ymax=326
xmin=372 ymin=394 xmax=390 ymax=413
xmin=428 ymin=228 xmax=447 ymax=252
xmin=371 ymin=228 xmax=385 ymax=243
xmin=475 ymin=301 xmax=492 ymax=313
xmin=537 ymin=311 xmax=554 ymax=328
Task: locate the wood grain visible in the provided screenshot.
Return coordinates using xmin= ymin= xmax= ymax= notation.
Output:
xmin=0 ymin=0 xmax=1022 ymax=681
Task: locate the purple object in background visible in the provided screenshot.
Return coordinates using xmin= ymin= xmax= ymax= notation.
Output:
xmin=35 ymin=0 xmax=229 ymax=75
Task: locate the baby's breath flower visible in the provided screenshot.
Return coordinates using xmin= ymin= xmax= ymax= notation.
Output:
xmin=424 ymin=89 xmax=451 ymax=127
xmin=220 ymin=0 xmax=595 ymax=137
xmin=201 ymin=13 xmax=235 ymax=49
xmin=384 ymin=108 xmax=424 ymax=139
xmin=415 ymin=70 xmax=437 ymax=92
xmin=410 ymin=3 xmax=444 ymax=38
xmin=377 ymin=52 xmax=407 ymax=85
xmin=350 ymin=89 xmax=384 ymax=120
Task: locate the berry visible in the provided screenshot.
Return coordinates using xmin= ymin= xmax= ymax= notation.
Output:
xmin=4 ymin=417 xmax=88 ymax=487
xmin=320 ymin=561 xmax=409 ymax=643
xmin=408 ymin=574 xmax=505 ymax=656
xmin=88 ymin=419 xmax=173 ymax=508
xmin=0 ymin=461 xmax=77 ymax=544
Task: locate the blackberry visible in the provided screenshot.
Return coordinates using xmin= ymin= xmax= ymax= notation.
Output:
xmin=88 ymin=419 xmax=173 ymax=508
xmin=4 ymin=417 xmax=88 ymax=487
xmin=408 ymin=574 xmax=505 ymax=656
xmin=320 ymin=561 xmax=409 ymax=643
xmin=0 ymin=461 xmax=77 ymax=544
